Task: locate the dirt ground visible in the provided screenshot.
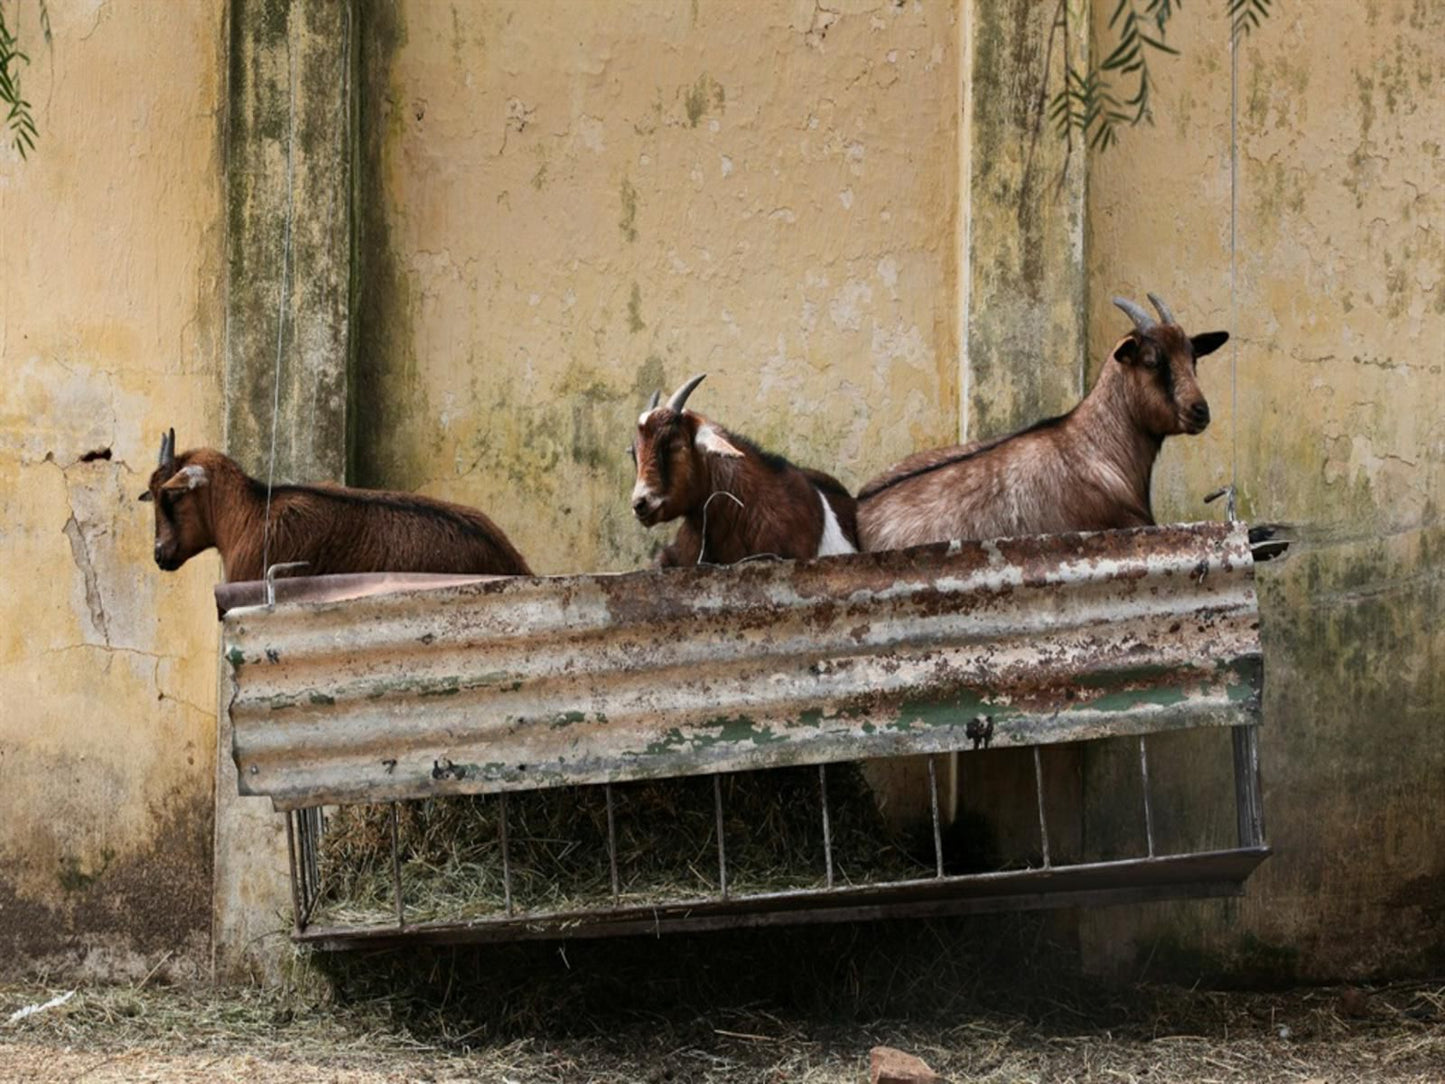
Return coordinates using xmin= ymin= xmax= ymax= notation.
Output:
xmin=3 ymin=921 xmax=1442 ymax=1083
xmin=3 ymin=978 xmax=1443 ymax=1083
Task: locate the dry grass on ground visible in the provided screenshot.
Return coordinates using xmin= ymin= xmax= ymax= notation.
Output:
xmin=3 ymin=920 xmax=1442 ymax=1082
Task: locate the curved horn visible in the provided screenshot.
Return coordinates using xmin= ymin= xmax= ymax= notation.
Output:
xmin=666 ymin=373 xmax=707 ymax=413
xmin=1146 ymin=292 xmax=1176 ymax=325
xmin=1112 ymin=296 xmax=1156 ymax=333
xmin=158 ymin=428 xmax=176 ymax=470
xmin=646 ymin=389 xmax=661 ymax=411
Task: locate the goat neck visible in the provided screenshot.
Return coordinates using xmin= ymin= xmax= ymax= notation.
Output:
xmin=684 ymin=449 xmax=751 ymax=561
xmin=1066 ymin=360 xmax=1164 ymax=505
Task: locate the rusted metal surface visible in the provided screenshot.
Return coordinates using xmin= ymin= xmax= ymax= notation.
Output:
xmin=223 ymin=522 xmax=1264 ymax=811
xmin=290 ymin=847 xmax=1270 ymax=951
xmin=215 ymin=571 xmax=494 ymax=618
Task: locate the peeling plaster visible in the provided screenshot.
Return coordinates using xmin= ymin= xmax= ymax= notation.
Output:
xmin=1 ymin=1 xmax=225 ymax=980
xmin=1081 ymin=0 xmax=1445 ymax=981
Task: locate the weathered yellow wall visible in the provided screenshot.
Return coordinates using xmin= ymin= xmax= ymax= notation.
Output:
xmin=352 ymin=0 xmax=960 ymax=574
xmin=0 ymin=2 xmax=225 ymax=979
xmin=1082 ymin=1 xmax=1445 ymax=979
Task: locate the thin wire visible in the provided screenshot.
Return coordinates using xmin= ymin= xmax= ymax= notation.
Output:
xmin=1229 ymin=10 xmax=1240 ymax=512
xmin=262 ymin=21 xmax=298 ymax=576
xmin=696 ymin=490 xmax=745 ymax=565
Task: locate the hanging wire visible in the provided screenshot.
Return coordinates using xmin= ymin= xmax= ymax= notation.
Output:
xmin=261 ymin=20 xmax=298 ymax=576
xmin=1229 ymin=6 xmax=1240 ymax=517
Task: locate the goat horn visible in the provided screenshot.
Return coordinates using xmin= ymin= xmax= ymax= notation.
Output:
xmin=647 ymin=389 xmax=661 ymax=411
xmin=1112 ymin=296 xmax=1156 ymax=332
xmin=666 ymin=373 xmax=707 ymax=413
xmin=158 ymin=428 xmax=175 ymax=469
xmin=1147 ymin=292 xmax=1176 ymax=324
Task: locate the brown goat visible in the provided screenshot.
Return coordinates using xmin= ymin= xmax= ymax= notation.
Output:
xmin=139 ymin=431 xmax=532 ymax=582
xmin=629 ymin=375 xmax=859 ymax=566
xmin=857 ymin=294 xmax=1229 ymax=551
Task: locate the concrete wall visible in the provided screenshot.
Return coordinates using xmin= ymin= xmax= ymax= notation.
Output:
xmin=4 ymin=0 xmax=1440 ymax=985
xmin=1080 ymin=0 xmax=1445 ymax=981
xmin=0 ymin=2 xmax=225 ymax=980
xmin=352 ymin=0 xmax=960 ymax=574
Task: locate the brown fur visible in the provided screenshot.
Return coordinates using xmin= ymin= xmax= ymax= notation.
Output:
xmin=858 ymin=321 xmax=1228 ymax=551
xmin=630 ymin=408 xmax=858 ymax=566
xmin=141 ymin=447 xmax=532 ymax=582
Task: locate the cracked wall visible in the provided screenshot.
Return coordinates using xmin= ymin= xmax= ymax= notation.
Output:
xmin=0 ymin=3 xmax=226 ymax=980
xmin=1080 ymin=1 xmax=1445 ymax=981
xmin=352 ymin=0 xmax=960 ymax=574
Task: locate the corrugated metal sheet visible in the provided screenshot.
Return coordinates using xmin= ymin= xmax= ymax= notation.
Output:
xmin=223 ymin=522 xmax=1263 ymax=811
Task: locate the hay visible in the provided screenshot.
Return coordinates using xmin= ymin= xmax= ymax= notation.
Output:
xmin=312 ymin=764 xmax=928 ymax=927
xmin=6 ymin=975 xmax=1443 ymax=1083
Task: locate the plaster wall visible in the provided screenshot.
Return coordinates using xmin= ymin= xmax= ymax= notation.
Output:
xmin=1081 ymin=0 xmax=1445 ymax=981
xmin=0 ymin=1 xmax=226 ymax=980
xmin=352 ymin=0 xmax=961 ymax=574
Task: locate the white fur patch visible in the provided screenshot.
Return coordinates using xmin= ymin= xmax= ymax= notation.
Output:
xmin=176 ymin=464 xmax=209 ymax=490
xmin=816 ymin=488 xmax=856 ymax=556
xmin=638 ymin=408 xmax=658 ymax=426
xmin=695 ymin=425 xmax=744 ymax=458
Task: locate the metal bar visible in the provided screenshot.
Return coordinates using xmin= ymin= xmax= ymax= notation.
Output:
xmin=818 ymin=764 xmax=834 ymax=889
xmin=389 ymin=802 xmax=405 ymax=930
xmin=290 ymin=847 xmax=1271 ymax=949
xmin=1233 ymin=723 xmax=1266 ymax=847
xmin=714 ymin=773 xmax=728 ymax=899
xmin=927 ymin=755 xmax=944 ymax=879
xmin=605 ymin=783 xmax=620 ymax=904
xmin=304 ymin=807 xmax=322 ymax=903
xmin=498 ymin=792 xmax=514 ymax=915
xmin=299 ymin=882 xmax=1251 ymax=951
xmin=296 ymin=809 xmax=316 ymax=920
xmin=1033 ymin=746 xmax=1051 ymax=869
xmin=1139 ymin=736 xmax=1157 ymax=858
xmin=284 ymin=811 xmax=305 ymax=934
xmin=292 ymin=810 xmax=309 ymax=916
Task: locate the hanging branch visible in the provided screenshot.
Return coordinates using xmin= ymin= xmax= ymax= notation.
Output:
xmin=0 ymin=0 xmax=48 ymax=160
xmin=1050 ymin=0 xmax=1274 ymax=154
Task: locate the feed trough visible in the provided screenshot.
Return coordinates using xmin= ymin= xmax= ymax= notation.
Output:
xmin=217 ymin=521 xmax=1274 ymax=950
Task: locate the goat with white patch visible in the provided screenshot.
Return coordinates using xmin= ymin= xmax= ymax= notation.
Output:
xmin=857 ymin=293 xmax=1230 ymax=550
xmin=629 ymin=375 xmax=859 ymax=566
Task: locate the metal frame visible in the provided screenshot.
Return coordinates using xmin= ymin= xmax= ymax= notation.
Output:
xmin=282 ymin=728 xmax=1269 ymax=949
xmin=230 ymin=522 xmax=1275 ymax=950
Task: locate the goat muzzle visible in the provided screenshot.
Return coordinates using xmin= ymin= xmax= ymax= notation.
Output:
xmin=632 ymin=494 xmax=662 ymax=525
xmin=1184 ymin=401 xmax=1211 ymax=434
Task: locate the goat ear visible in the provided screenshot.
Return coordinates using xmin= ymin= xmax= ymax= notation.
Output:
xmin=160 ymin=464 xmax=209 ymax=492
xmin=1191 ymin=331 xmax=1229 ymax=358
xmin=695 ymin=425 xmax=745 ymax=458
xmin=1111 ymin=335 xmax=1141 ymax=366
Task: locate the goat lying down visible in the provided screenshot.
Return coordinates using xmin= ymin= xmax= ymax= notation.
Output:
xmin=629 ymin=375 xmax=859 ymax=566
xmin=139 ymin=431 xmax=533 ymax=582
xmin=857 ymin=293 xmax=1229 ymax=551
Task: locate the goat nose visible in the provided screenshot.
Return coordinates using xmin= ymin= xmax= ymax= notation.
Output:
xmin=1191 ymin=402 xmax=1211 ymax=425
xmin=632 ymin=496 xmax=650 ymax=515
